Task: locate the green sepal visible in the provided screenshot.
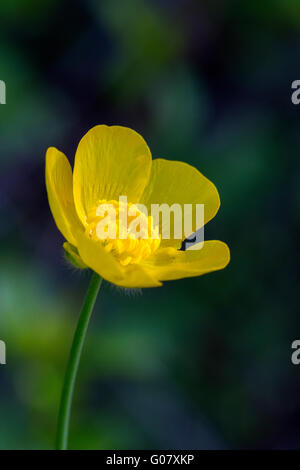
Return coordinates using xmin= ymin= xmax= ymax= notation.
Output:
xmin=63 ymin=242 xmax=88 ymax=269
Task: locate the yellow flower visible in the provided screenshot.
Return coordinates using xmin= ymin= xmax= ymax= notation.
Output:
xmin=45 ymin=125 xmax=230 ymax=287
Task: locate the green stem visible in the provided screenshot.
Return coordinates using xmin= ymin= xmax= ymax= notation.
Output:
xmin=56 ymin=272 xmax=103 ymax=450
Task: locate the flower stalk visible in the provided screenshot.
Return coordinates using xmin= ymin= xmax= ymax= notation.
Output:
xmin=56 ymin=272 xmax=103 ymax=450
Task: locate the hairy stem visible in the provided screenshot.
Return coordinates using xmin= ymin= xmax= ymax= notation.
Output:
xmin=56 ymin=272 xmax=103 ymax=450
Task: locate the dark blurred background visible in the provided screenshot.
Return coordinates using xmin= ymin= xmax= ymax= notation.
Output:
xmin=0 ymin=0 xmax=299 ymax=450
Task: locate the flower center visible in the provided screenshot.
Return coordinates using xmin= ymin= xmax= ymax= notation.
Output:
xmin=85 ymin=199 xmax=161 ymax=266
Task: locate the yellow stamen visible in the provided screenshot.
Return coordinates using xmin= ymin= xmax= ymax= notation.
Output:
xmin=85 ymin=199 xmax=161 ymax=266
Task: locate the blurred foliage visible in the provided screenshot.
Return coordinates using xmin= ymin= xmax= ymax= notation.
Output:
xmin=0 ymin=0 xmax=299 ymax=450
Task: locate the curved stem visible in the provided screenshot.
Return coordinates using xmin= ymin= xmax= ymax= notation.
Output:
xmin=56 ymin=272 xmax=103 ymax=450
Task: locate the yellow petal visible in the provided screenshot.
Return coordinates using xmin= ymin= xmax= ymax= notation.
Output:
xmin=76 ymin=231 xmax=161 ymax=288
xmin=45 ymin=147 xmax=83 ymax=246
xmin=114 ymin=264 xmax=162 ymax=288
xmin=73 ymin=125 xmax=152 ymax=224
xmin=141 ymin=241 xmax=230 ymax=281
xmin=76 ymin=231 xmax=124 ymax=283
xmin=140 ymin=159 xmax=220 ymax=248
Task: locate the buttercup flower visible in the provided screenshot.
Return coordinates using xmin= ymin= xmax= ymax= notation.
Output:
xmin=47 ymin=125 xmax=230 ymax=449
xmin=46 ymin=125 xmax=229 ymax=288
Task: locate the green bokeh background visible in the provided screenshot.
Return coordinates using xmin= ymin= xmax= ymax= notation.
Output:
xmin=0 ymin=0 xmax=299 ymax=449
